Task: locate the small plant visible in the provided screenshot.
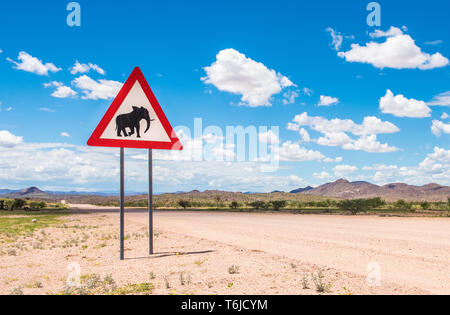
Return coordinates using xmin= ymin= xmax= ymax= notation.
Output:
xmin=290 ymin=263 xmax=297 ymax=269
xmin=149 ymin=272 xmax=156 ymax=280
xmin=227 ymin=282 xmax=234 ymax=288
xmin=228 ymin=265 xmax=240 ymax=274
xmin=301 ymin=274 xmax=309 ymax=289
xmin=311 ymin=271 xmax=331 ymax=293
xmin=10 ymin=286 xmax=23 ymax=295
xmin=164 ymin=276 xmax=170 ymax=289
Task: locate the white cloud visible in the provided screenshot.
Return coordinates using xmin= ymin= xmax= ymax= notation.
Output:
xmin=279 ymin=141 xmax=325 ymax=162
xmin=441 ymin=112 xmax=449 ymax=119
xmin=299 ymin=128 xmax=310 ymax=142
xmin=0 ymin=130 xmax=23 ymax=148
xmin=318 ymin=95 xmax=339 ymax=106
xmin=323 ymin=156 xmax=343 ymax=163
xmin=70 ymin=61 xmax=105 ymax=75
xmin=201 ymin=48 xmax=295 ymax=107
xmin=291 ymin=112 xmax=399 ymax=136
xmin=431 ymin=120 xmax=450 ymax=137
xmin=259 ymin=130 xmax=279 ymax=144
xmin=313 ymin=171 xmax=332 ymax=180
xmin=0 ymin=141 xmax=313 ymax=193
xmin=342 ymin=134 xmax=398 ymax=153
xmin=338 ymin=27 xmax=449 ymax=70
xmin=317 ymin=132 xmax=353 ymax=146
xmin=72 ymin=75 xmax=123 ymax=100
xmin=39 ymin=107 xmax=56 ymax=113
xmin=333 ymin=164 xmax=358 ymax=177
xmin=282 ymin=90 xmax=299 ymax=105
xmin=369 ymin=26 xmax=404 ymax=38
xmin=52 ymin=86 xmax=77 ymax=98
xmin=60 ymin=132 xmax=70 ymax=138
xmin=326 ymin=27 xmax=343 ymax=51
xmin=44 ymin=81 xmax=77 ymax=98
xmin=425 ymin=40 xmax=443 ymax=46
xmin=428 ymin=91 xmax=450 ymax=106
xmin=7 ymin=51 xmax=61 ymax=75
xmin=379 ymin=89 xmax=431 ymax=118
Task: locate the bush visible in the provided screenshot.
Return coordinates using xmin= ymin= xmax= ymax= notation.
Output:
xmin=229 ymin=201 xmax=239 ymax=209
xmin=337 ymin=198 xmax=384 ymax=215
xmin=270 ymin=200 xmax=287 ymax=211
xmin=420 ymin=201 xmax=431 ymax=210
xmin=13 ymin=198 xmax=26 ymax=210
xmin=178 ymin=200 xmax=191 ymax=209
xmin=393 ymin=199 xmax=412 ymax=210
xmin=250 ymin=201 xmax=267 ymax=210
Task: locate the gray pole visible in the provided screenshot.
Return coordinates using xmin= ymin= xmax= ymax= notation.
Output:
xmin=148 ymin=149 xmax=154 ymax=255
xmin=120 ymin=148 xmax=125 ymax=260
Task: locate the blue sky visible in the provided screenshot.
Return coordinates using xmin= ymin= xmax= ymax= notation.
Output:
xmin=0 ymin=0 xmax=449 ymax=193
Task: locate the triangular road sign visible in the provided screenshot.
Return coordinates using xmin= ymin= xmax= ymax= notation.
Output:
xmin=87 ymin=67 xmax=183 ymax=150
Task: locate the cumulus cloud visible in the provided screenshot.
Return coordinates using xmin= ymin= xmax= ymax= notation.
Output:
xmin=318 ymin=95 xmax=339 ymax=106
xmin=44 ymin=81 xmax=77 ymax=98
xmin=288 ymin=112 xmax=399 ymax=153
xmin=379 ymin=89 xmax=431 ymax=118
xmin=7 ymin=51 xmax=61 ymax=75
xmin=365 ymin=147 xmax=450 ymax=186
xmin=313 ymin=171 xmax=332 ymax=180
xmin=441 ymin=112 xmax=449 ymax=119
xmin=333 ymin=164 xmax=358 ymax=177
xmin=431 ymin=120 xmax=450 ymax=137
xmin=70 ymin=61 xmax=105 ymax=75
xmin=342 ymin=134 xmax=398 ymax=153
xmin=72 ymin=75 xmax=123 ymax=100
xmin=0 ymin=130 xmax=23 ymax=148
xmin=338 ymin=27 xmax=449 ymax=70
xmin=291 ymin=112 xmax=399 ymax=136
xmin=201 ymin=48 xmax=296 ymax=107
xmin=60 ymin=132 xmax=70 ymax=138
xmin=279 ymin=141 xmax=325 ymax=162
xmin=428 ymin=91 xmax=450 ymax=106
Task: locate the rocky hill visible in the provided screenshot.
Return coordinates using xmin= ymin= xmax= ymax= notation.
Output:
xmin=301 ymin=179 xmax=450 ymax=201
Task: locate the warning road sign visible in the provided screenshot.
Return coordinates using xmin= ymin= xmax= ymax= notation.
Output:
xmin=87 ymin=67 xmax=182 ymax=150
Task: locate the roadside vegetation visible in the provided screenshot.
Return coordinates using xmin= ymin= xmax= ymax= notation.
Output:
xmin=92 ymin=195 xmax=450 ymax=216
xmin=0 ymin=198 xmax=67 ymax=212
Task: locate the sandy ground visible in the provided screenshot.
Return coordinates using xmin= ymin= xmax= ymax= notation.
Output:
xmin=0 ymin=209 xmax=448 ymax=295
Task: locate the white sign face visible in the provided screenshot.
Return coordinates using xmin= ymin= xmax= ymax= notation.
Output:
xmin=99 ymin=81 xmax=171 ymax=142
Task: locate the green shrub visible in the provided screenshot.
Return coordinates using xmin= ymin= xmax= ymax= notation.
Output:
xmin=270 ymin=200 xmax=287 ymax=211
xmin=178 ymin=200 xmax=191 ymax=209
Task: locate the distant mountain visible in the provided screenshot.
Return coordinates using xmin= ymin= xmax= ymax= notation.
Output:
xmin=0 ymin=189 xmax=20 ymax=195
xmin=17 ymin=187 xmax=45 ymax=195
xmin=290 ymin=186 xmax=314 ymax=194
xmin=302 ymin=179 xmax=450 ymax=201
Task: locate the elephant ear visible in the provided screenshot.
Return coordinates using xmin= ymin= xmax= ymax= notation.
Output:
xmin=132 ymin=106 xmax=139 ymax=111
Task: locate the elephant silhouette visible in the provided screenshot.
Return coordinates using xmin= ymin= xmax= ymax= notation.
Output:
xmin=116 ymin=106 xmax=154 ymax=138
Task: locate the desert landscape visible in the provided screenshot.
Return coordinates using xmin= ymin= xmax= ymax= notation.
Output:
xmin=0 ymin=205 xmax=449 ymax=295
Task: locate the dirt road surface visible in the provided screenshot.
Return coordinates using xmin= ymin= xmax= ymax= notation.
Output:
xmin=140 ymin=211 xmax=450 ymax=294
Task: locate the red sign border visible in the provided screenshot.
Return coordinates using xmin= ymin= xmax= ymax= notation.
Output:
xmin=87 ymin=67 xmax=183 ymax=150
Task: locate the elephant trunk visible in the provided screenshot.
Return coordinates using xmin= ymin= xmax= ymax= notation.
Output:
xmin=143 ymin=110 xmax=151 ymax=133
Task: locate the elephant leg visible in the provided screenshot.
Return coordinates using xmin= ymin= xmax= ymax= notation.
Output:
xmin=136 ymin=125 xmax=141 ymax=138
xmin=117 ymin=127 xmax=122 ymax=137
xmin=129 ymin=127 xmax=135 ymax=136
xmin=122 ymin=128 xmax=129 ymax=137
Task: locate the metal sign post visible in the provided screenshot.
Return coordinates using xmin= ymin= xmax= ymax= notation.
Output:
xmin=120 ymin=148 xmax=125 ymax=260
xmin=148 ymin=149 xmax=154 ymax=255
